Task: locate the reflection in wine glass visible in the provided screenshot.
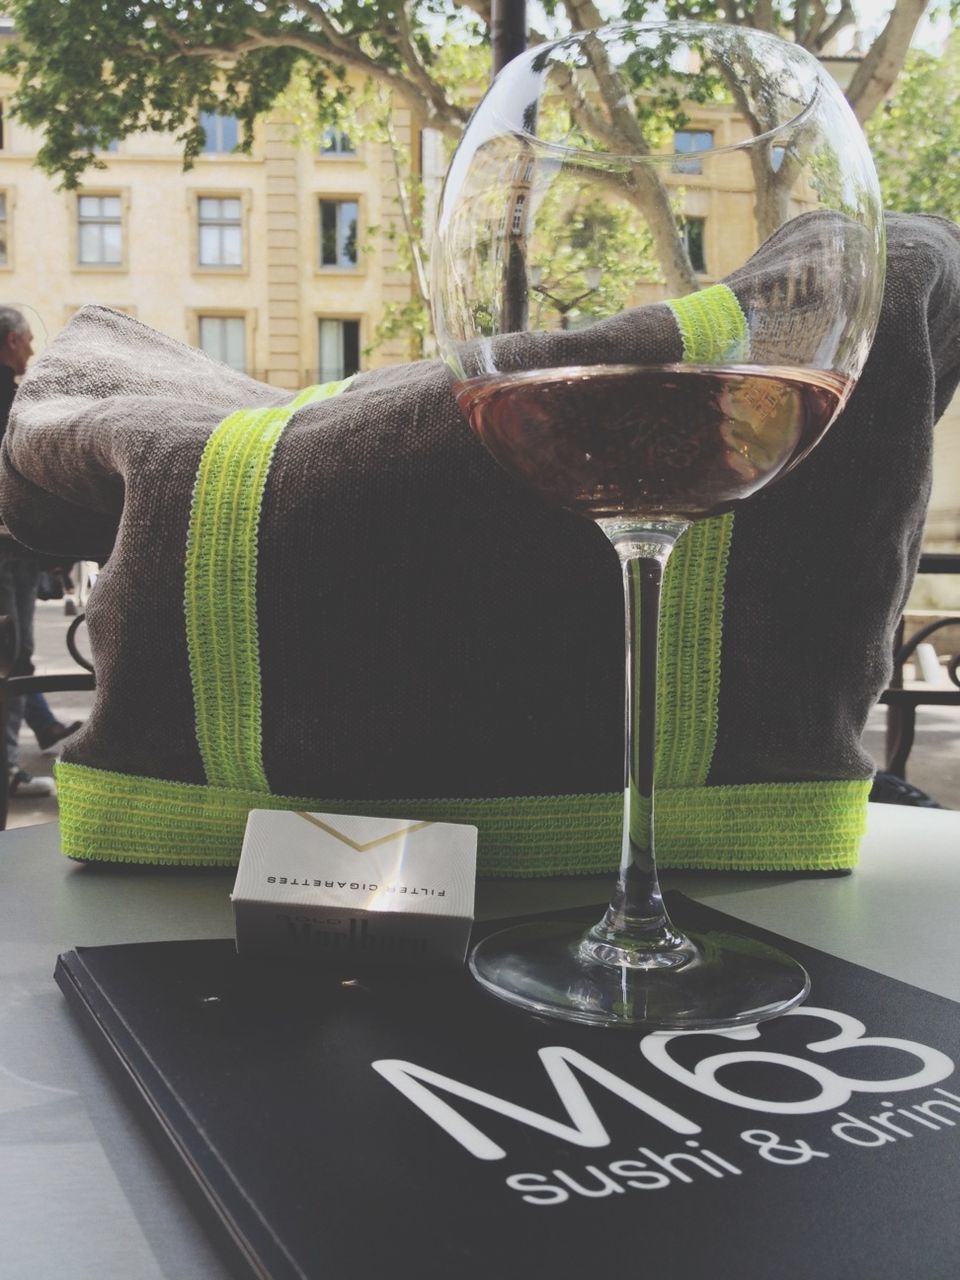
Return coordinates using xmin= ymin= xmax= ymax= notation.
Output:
xmin=529 ymin=264 xmax=603 ymax=329
xmin=432 ymin=22 xmax=884 ymax=1028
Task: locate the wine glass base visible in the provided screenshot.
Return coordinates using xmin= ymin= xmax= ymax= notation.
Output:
xmin=469 ymin=916 xmax=810 ymax=1030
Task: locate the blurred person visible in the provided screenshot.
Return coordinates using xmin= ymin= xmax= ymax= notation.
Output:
xmin=26 ymin=691 xmax=81 ymax=753
xmin=0 ymin=306 xmax=75 ymax=795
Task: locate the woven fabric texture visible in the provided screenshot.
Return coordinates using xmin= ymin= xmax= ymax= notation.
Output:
xmin=0 ymin=212 xmax=957 ymax=871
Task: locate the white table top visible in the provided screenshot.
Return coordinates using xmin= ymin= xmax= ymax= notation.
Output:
xmin=1 ymin=804 xmax=959 ymax=1279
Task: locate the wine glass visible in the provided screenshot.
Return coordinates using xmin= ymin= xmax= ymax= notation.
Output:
xmin=431 ymin=21 xmax=884 ymax=1028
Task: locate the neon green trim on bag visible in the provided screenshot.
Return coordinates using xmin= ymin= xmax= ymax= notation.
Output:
xmin=654 ymin=516 xmax=733 ymax=788
xmin=184 ymin=379 xmax=353 ymax=790
xmin=56 ymin=761 xmax=870 ymax=875
xmin=665 ymin=282 xmax=749 ymax=366
xmin=655 ymin=283 xmax=746 ymax=789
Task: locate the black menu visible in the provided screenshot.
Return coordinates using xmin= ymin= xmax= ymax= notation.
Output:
xmin=55 ymin=896 xmax=960 ymax=1280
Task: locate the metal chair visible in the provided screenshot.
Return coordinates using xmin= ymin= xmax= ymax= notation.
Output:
xmin=879 ymin=551 xmax=960 ymax=781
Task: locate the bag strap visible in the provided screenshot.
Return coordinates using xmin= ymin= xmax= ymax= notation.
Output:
xmin=657 ymin=284 xmax=746 ymax=788
xmin=184 ymin=378 xmax=355 ymax=790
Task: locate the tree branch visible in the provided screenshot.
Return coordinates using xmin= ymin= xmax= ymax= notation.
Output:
xmin=801 ymin=0 xmax=828 ymax=49
xmin=718 ymin=59 xmax=802 ymax=239
xmin=752 ymin=0 xmax=775 ymax=32
xmin=378 ymin=89 xmax=430 ymax=306
xmin=579 ymin=29 xmax=652 ymax=151
xmin=289 ymin=0 xmax=467 ymax=128
xmin=561 ymin=0 xmax=605 ymax=31
xmin=286 ymin=0 xmax=352 ymax=54
xmin=845 ymin=0 xmax=928 ymax=122
xmin=394 ymin=1 xmax=460 ymax=125
xmin=555 ymin=27 xmax=697 ymax=293
xmin=795 ymin=0 xmax=811 ymax=42
xmin=813 ymin=0 xmax=856 ymax=52
xmin=160 ymin=8 xmax=468 ymax=133
xmin=550 ymin=63 xmax=633 ymax=153
xmin=160 ymin=28 xmax=323 ymax=63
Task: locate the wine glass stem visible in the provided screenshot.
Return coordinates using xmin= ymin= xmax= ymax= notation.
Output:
xmin=585 ymin=518 xmax=691 ymax=967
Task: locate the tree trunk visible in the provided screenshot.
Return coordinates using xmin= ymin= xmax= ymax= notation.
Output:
xmin=749 ymin=149 xmax=795 ymax=244
xmin=844 ymin=0 xmax=928 ymax=123
xmin=627 ymin=168 xmax=699 ymax=297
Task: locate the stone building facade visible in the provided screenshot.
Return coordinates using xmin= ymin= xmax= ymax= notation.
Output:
xmin=0 ymin=89 xmax=419 ymax=388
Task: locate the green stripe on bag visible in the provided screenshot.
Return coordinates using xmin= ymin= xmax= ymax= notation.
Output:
xmin=184 ymin=379 xmax=353 ymax=790
xmin=657 ymin=283 xmax=746 ymax=789
xmin=56 ymin=761 xmax=870 ymax=874
xmin=667 ymin=283 xmax=750 ymax=366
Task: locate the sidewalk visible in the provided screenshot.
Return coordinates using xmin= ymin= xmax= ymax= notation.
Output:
xmin=6 ymin=598 xmax=959 ymax=830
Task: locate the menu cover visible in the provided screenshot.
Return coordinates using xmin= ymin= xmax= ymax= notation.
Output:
xmin=55 ymin=895 xmax=960 ymax=1280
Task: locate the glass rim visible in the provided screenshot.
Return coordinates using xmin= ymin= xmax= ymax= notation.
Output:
xmin=489 ymin=19 xmax=826 ymax=167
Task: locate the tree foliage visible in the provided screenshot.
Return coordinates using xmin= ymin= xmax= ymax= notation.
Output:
xmin=528 ymin=184 xmax=664 ymax=329
xmin=0 ymin=0 xmax=944 ymax=349
xmin=0 ymin=0 xmax=938 ymax=190
xmin=866 ymin=31 xmax=960 ymax=223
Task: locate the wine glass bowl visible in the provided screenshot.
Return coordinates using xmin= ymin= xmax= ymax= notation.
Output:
xmin=432 ymin=21 xmax=884 ymax=1028
xmin=453 ymin=361 xmax=849 ymax=521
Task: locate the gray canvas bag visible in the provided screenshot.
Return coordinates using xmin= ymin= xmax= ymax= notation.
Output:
xmin=1 ymin=212 xmax=957 ymax=873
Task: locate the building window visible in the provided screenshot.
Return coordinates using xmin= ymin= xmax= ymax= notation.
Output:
xmin=200 ymin=112 xmax=239 ymax=155
xmin=0 ymin=194 xmax=7 ymax=265
xmin=198 ymin=316 xmax=246 ymax=372
xmin=198 ymin=196 xmax=243 ymax=267
xmin=673 ymin=129 xmax=714 ymax=175
xmin=318 ymin=318 xmax=360 ymax=382
xmin=77 ymin=194 xmax=122 ymax=265
xmin=682 ymin=217 xmax=707 ymax=273
xmin=321 ymin=127 xmax=355 ymax=155
xmin=319 ymin=200 xmax=358 ymax=268
xmin=510 ymin=193 xmax=526 ymax=235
